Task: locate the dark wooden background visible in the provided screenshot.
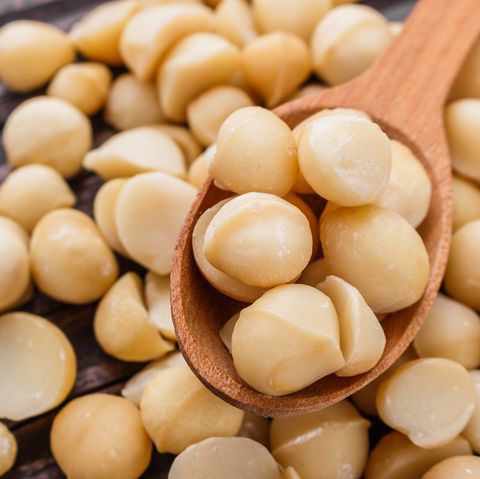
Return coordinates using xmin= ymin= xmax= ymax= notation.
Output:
xmin=0 ymin=1 xmax=414 ymax=477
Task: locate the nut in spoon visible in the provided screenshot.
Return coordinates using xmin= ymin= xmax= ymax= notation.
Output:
xmin=171 ymin=0 xmax=480 ymax=417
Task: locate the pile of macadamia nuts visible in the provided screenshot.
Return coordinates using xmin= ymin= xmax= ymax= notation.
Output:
xmin=1 ymin=0 xmax=480 ymax=477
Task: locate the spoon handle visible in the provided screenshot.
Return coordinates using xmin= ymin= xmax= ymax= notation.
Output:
xmin=354 ymin=0 xmax=480 ymax=128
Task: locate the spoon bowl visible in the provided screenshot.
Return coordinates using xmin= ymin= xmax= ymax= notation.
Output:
xmin=171 ymin=0 xmax=480 ymax=417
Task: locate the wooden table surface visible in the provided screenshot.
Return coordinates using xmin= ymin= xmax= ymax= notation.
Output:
xmin=0 ymin=1 xmax=414 ymax=477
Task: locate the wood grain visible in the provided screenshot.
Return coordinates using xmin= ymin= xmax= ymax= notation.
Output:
xmin=0 ymin=0 xmax=432 ymax=477
xmin=171 ymin=0 xmax=480 ymax=417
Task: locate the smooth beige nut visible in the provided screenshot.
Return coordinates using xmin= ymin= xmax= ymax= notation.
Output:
xmin=84 ymin=126 xmax=186 ymax=180
xmin=376 ymin=358 xmax=475 ymax=448
xmin=31 ymin=209 xmax=119 ymax=304
xmin=317 ymin=275 xmax=385 ymax=376
xmin=210 ymin=107 xmax=298 ymax=196
xmin=0 ymin=312 xmax=76 ymax=421
xmin=158 ymin=32 xmax=240 ymax=121
xmin=154 ymin=125 xmax=202 ymax=166
xmin=51 ymin=394 xmax=152 ymax=479
xmin=0 ymin=220 xmax=31 ymax=312
xmin=351 ymin=346 xmax=418 ymax=416
xmin=188 ymin=144 xmax=216 ymax=188
xmin=373 ymin=140 xmax=431 ymax=227
xmin=271 ymin=401 xmax=370 ymax=479
xmin=321 ymin=205 xmax=430 ymax=313
xmin=3 ymin=97 xmax=92 ymax=178
xmin=140 ymin=367 xmax=244 ymax=454
xmin=297 ymin=258 xmax=327 ymax=287
xmin=93 ymin=179 xmax=128 ymax=256
xmin=220 ymin=312 xmax=240 ymax=353
xmin=0 ymin=164 xmax=75 ymax=233
xmin=214 ymin=0 xmax=257 ymax=47
xmin=298 ymin=115 xmax=391 ymax=206
xmin=193 ymin=199 xmax=267 ymax=303
xmin=450 ymin=41 xmax=480 ymax=100
xmin=445 ymin=99 xmax=480 ymax=182
xmin=237 ymin=413 xmax=270 ymax=448
xmin=145 ymin=272 xmax=176 ymax=340
xmin=252 ymin=0 xmax=330 ymax=41
xmin=94 ymin=273 xmax=174 ymax=362
xmin=232 ymin=284 xmax=344 ymax=395
xmin=311 ymin=5 xmax=393 ymax=85
xmin=444 ymin=219 xmax=480 ymax=310
xmin=169 ymin=437 xmax=282 ymax=479
xmin=47 ymin=62 xmax=111 ymax=115
xmin=187 ymin=86 xmax=254 ymax=147
xmin=282 ymin=467 xmax=302 ymax=479
xmin=121 ymin=352 xmax=186 ymax=405
xmin=286 ymin=83 xmax=325 ymax=102
xmin=284 ymin=193 xmax=320 ymax=260
xmin=104 ymin=73 xmax=166 ymax=130
xmin=0 ymin=423 xmax=17 ymax=476
xmin=116 ymin=172 xmax=197 ymax=275
xmin=0 ymin=216 xmax=29 ymax=247
xmin=413 ymin=294 xmax=480 ymax=369
xmin=204 ymin=193 xmax=312 ymax=288
xmin=452 ymin=175 xmax=480 ymax=231
xmin=120 ymin=4 xmax=212 ymax=81
xmin=422 ymin=456 xmax=480 ymax=479
xmin=70 ymin=1 xmax=139 ymax=65
xmin=242 ymin=32 xmax=311 ymax=107
xmin=463 ymin=370 xmax=480 ymax=453
xmin=0 ymin=20 xmax=74 ymax=92
xmin=365 ymin=432 xmax=472 ymax=479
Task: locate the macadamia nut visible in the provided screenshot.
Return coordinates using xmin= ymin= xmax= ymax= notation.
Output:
xmin=104 ymin=73 xmax=166 ymax=130
xmin=204 ymin=193 xmax=312 ymax=288
xmin=140 ymin=367 xmax=244 ymax=454
xmin=462 ymin=370 xmax=480 ymax=453
xmin=84 ymin=126 xmax=186 ymax=180
xmin=444 ymin=219 xmax=480 ymax=310
xmin=365 ymin=432 xmax=472 ymax=479
xmin=30 ymin=209 xmax=119 ymax=304
xmin=158 ymin=32 xmax=240 ymax=121
xmin=210 ymin=107 xmax=298 ymax=196
xmin=413 ymin=294 xmax=480 ymax=369
xmin=237 ymin=413 xmax=270 ymax=448
xmin=311 ymin=5 xmax=393 ymax=85
xmin=445 ymin=99 xmax=480 ymax=182
xmin=187 ymin=86 xmax=254 ymax=147
xmin=70 ymin=1 xmax=139 ymax=65
xmin=120 ymin=4 xmax=213 ymax=81
xmin=116 ymin=172 xmax=197 ymax=275
xmin=3 ymin=97 xmax=92 ymax=178
xmin=145 ymin=272 xmax=176 ymax=340
xmin=452 ymin=175 xmax=480 ymax=231
xmin=450 ymin=41 xmax=480 ymax=100
xmin=271 ymin=401 xmax=370 ymax=479
xmin=193 ymin=199 xmax=267 ymax=302
xmin=373 ymin=140 xmax=431 ymax=228
xmin=0 ymin=423 xmax=16 ymax=476
xmin=242 ymin=32 xmax=311 ymax=107
xmin=298 ymin=115 xmax=391 ymax=206
xmin=0 ymin=312 xmax=76 ymax=421
xmin=47 ymin=62 xmax=111 ymax=116
xmin=0 ymin=20 xmax=74 ymax=92
xmin=232 ymin=284 xmax=344 ymax=395
xmin=376 ymin=358 xmax=475 ymax=448
xmin=252 ymin=0 xmax=331 ymax=41
xmin=0 ymin=218 xmax=31 ymax=313
xmin=188 ymin=145 xmax=215 ymax=188
xmin=169 ymin=437 xmax=283 ymax=479
xmin=93 ymin=179 xmax=128 ymax=256
xmin=51 ymin=394 xmax=152 ymax=479
xmin=121 ymin=352 xmax=186 ymax=405
xmin=422 ymin=456 xmax=480 ymax=479
xmin=297 ymin=258 xmax=327 ymax=287
xmin=317 ymin=275 xmax=386 ymax=376
xmin=214 ymin=0 xmax=257 ymax=47
xmin=94 ymin=273 xmax=174 ymax=362
xmin=0 ymin=164 xmax=75 ymax=233
xmin=321 ymin=205 xmax=430 ymax=313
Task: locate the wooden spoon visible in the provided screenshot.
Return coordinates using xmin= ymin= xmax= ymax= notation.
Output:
xmin=171 ymin=0 xmax=480 ymax=417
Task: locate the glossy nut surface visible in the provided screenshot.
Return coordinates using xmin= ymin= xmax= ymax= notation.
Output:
xmin=0 ymin=423 xmax=17 ymax=476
